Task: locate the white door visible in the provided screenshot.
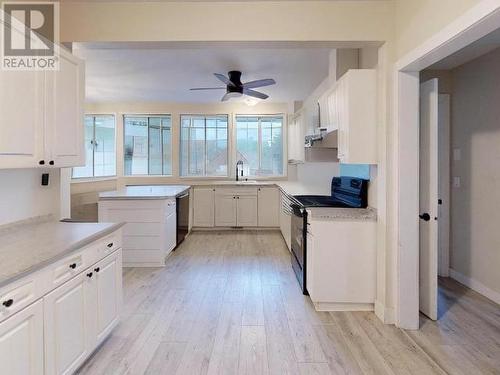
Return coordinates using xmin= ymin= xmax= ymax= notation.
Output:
xmin=45 ymin=50 xmax=85 ymax=167
xmin=94 ymin=251 xmax=122 ymax=344
xmin=0 ymin=69 xmax=45 ymax=168
xmin=419 ymin=79 xmax=439 ymax=320
xmin=0 ymin=300 xmax=44 ymax=375
xmin=258 ymin=187 xmax=280 ymax=227
xmin=193 ymin=188 xmax=215 ymax=227
xmin=236 ymin=195 xmax=258 ymax=227
xmin=215 ymin=195 xmax=237 ymax=226
xmin=44 ymin=272 xmax=93 ymax=375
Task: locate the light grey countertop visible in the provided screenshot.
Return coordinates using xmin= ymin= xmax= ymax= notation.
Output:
xmin=0 ymin=218 xmax=124 ymax=289
xmin=99 ymin=185 xmax=190 ymax=200
xmin=307 ymin=207 xmax=377 ymax=221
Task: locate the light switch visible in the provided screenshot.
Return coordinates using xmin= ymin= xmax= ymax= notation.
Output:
xmin=453 ymin=148 xmax=461 ymax=161
xmin=453 ymin=176 xmax=461 ymax=188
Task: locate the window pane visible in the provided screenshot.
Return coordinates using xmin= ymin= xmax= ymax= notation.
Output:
xmin=72 ymin=116 xmax=94 ymax=178
xmin=124 ymin=117 xmax=148 ymax=175
xmin=236 ymin=115 xmax=284 ymax=177
xmin=148 ymin=123 xmax=162 ymax=175
xmin=180 ymin=115 xmax=228 ymax=177
xmin=94 ymin=116 xmax=116 ymax=177
xmin=162 ymin=117 xmax=172 ymax=175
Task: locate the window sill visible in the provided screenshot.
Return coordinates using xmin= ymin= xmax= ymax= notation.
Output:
xmin=71 ymin=176 xmax=118 ymax=184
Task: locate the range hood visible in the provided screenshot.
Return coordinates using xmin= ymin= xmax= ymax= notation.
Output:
xmin=304 ymin=129 xmax=339 ymax=162
xmin=305 ymin=129 xmax=338 ymax=148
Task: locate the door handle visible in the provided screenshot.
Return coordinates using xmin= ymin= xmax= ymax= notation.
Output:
xmin=419 ymin=213 xmax=431 ymax=221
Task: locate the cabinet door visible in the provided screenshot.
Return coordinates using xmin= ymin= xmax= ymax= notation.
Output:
xmin=236 ymin=195 xmax=258 ymax=227
xmin=215 ymin=195 xmax=237 ymax=227
xmin=94 ymin=250 xmax=122 ymax=345
xmin=0 ymin=300 xmax=44 ymax=375
xmin=258 ymin=187 xmax=280 ymax=227
xmin=44 ymin=272 xmax=92 ymax=375
xmin=0 ymin=68 xmax=44 ymax=168
xmin=45 ymin=49 xmax=85 ymax=167
xmin=193 ymin=188 xmax=215 ymax=227
xmin=165 ymin=210 xmax=177 ymax=254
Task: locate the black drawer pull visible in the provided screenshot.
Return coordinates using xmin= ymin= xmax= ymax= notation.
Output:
xmin=49 ymin=160 xmax=54 ymax=165
xmin=107 ymin=243 xmax=113 ymax=248
xmin=2 ymin=299 xmax=13 ymax=308
xmin=94 ymin=267 xmax=100 ymax=273
xmin=87 ymin=272 xmax=93 ymax=278
xmin=69 ymin=263 xmax=77 ymax=269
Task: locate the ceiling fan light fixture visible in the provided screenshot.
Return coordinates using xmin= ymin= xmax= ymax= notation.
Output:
xmin=244 ymin=97 xmax=260 ymax=106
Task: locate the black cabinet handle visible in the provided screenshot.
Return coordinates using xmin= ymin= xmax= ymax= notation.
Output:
xmin=39 ymin=160 xmax=45 ymax=165
xmin=94 ymin=267 xmax=100 ymax=273
xmin=49 ymin=160 xmax=54 ymax=165
xmin=2 ymin=299 xmax=13 ymax=308
xmin=107 ymin=242 xmax=113 ymax=248
xmin=86 ymin=272 xmax=93 ymax=278
xmin=419 ymin=213 xmax=431 ymax=221
xmin=69 ymin=263 xmax=77 ymax=269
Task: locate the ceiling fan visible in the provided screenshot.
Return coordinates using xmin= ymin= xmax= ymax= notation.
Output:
xmin=190 ymin=71 xmax=276 ymax=102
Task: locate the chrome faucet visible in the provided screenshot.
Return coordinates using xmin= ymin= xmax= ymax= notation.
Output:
xmin=236 ymin=160 xmax=244 ymax=181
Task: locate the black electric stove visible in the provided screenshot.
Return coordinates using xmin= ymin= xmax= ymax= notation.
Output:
xmin=290 ymin=176 xmax=368 ymax=295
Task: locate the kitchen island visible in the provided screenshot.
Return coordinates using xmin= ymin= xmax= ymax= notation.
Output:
xmin=98 ymin=185 xmax=190 ymax=267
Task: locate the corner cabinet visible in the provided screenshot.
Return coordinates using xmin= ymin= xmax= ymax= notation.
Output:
xmin=332 ymin=69 xmax=377 ymax=164
xmin=0 ymin=48 xmax=85 ymax=169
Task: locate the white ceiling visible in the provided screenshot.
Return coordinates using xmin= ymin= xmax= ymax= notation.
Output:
xmin=429 ymin=27 xmax=500 ymax=70
xmin=73 ymin=43 xmax=331 ymax=103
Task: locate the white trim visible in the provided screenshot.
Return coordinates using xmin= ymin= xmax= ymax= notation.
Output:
xmin=313 ymin=302 xmax=374 ymax=312
xmin=394 ymin=1 xmax=500 ymax=329
xmin=374 ymin=299 xmax=395 ymax=324
xmin=71 ymin=176 xmax=118 ymax=184
xmin=449 ymin=269 xmax=500 ymax=305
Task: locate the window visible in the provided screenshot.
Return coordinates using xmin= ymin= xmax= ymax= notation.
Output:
xmin=124 ymin=115 xmax=172 ymax=175
xmin=72 ymin=115 xmax=116 ymax=179
xmin=180 ymin=115 xmax=228 ymax=177
xmin=236 ymin=115 xmax=284 ymax=177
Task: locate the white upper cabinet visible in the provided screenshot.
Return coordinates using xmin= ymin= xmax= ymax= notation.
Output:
xmin=45 ymin=49 xmax=85 ymax=167
xmin=334 ymin=69 xmax=377 ymax=164
xmin=0 ymin=47 xmax=84 ymax=169
xmin=287 ymin=112 xmax=305 ymax=163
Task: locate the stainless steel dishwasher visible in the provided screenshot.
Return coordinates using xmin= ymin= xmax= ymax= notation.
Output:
xmin=176 ymin=191 xmax=190 ymax=248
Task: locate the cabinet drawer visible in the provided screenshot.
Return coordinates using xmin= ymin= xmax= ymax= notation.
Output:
xmin=98 ymin=233 xmax=120 ymax=259
xmin=48 ymin=251 xmax=87 ymax=289
xmin=0 ymin=278 xmax=37 ymax=320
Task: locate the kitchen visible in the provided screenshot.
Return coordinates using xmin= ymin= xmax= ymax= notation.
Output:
xmin=1 ymin=1 xmax=499 ymax=374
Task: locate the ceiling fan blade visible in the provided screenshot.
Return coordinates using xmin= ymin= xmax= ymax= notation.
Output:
xmin=190 ymin=87 xmax=226 ymax=91
xmin=243 ymin=88 xmax=269 ymax=100
xmin=214 ymin=73 xmax=235 ymax=87
xmin=242 ymin=78 xmax=276 ymax=89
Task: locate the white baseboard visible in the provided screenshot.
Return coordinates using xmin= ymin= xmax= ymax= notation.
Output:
xmin=313 ymin=302 xmax=374 ymax=312
xmin=449 ymin=268 xmax=500 ymax=305
xmin=374 ymin=300 xmax=395 ymax=324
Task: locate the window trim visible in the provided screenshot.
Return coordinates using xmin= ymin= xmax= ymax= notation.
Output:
xmin=234 ymin=113 xmax=286 ymax=178
xmin=72 ymin=114 xmax=117 ymax=180
xmin=123 ymin=114 xmax=173 ymax=177
xmin=179 ymin=113 xmax=230 ymax=178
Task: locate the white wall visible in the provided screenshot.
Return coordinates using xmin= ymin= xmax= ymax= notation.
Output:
xmin=0 ymin=169 xmax=61 ymax=226
xmin=449 ymin=47 xmax=500 ymax=298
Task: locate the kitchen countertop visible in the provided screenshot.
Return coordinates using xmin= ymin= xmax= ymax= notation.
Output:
xmin=307 ymin=206 xmax=377 ymax=221
xmin=0 ymin=218 xmax=125 ymax=289
xmin=99 ymin=185 xmax=190 ymax=200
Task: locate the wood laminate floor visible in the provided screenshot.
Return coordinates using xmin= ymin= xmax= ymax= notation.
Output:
xmin=78 ymin=231 xmax=500 ymax=375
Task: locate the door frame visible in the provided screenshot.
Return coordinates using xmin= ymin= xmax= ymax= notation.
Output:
xmin=395 ymin=1 xmax=500 ymax=329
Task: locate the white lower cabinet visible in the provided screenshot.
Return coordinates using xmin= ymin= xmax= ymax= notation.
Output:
xmin=193 ymin=188 xmax=215 ymax=227
xmin=165 ymin=210 xmax=177 ymax=257
xmin=0 ymin=299 xmax=44 ymax=375
xmin=214 ymin=188 xmax=258 ymax=227
xmin=257 ymin=187 xmax=280 ymax=227
xmin=279 ymin=190 xmax=292 ymax=251
xmin=215 ymin=194 xmax=237 ymax=226
xmin=44 ymin=272 xmax=92 ymax=375
xmin=236 ymin=195 xmax=258 ymax=227
xmin=44 ymin=249 xmax=122 ymax=375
